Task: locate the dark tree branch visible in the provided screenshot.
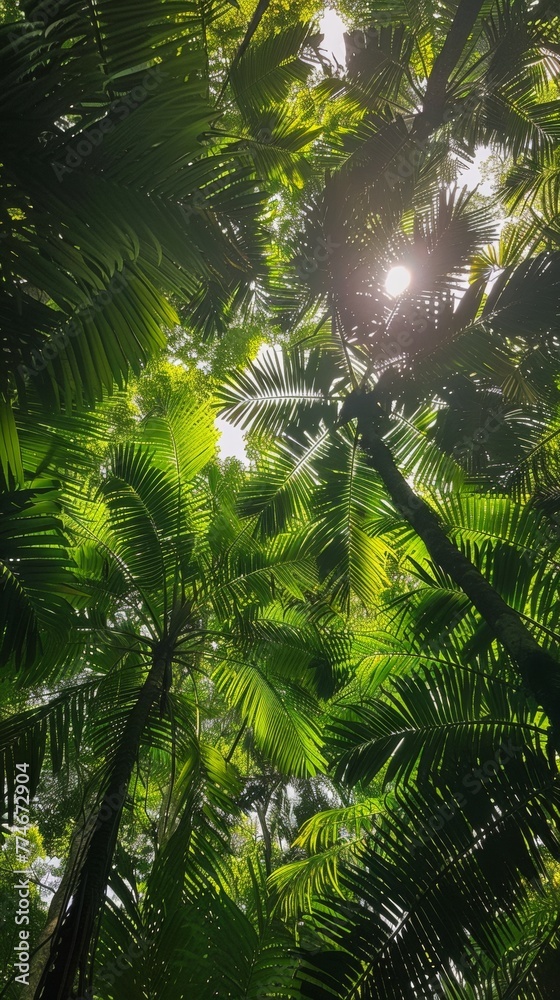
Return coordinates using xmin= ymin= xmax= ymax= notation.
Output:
xmin=218 ymin=0 xmax=273 ymax=103
xmin=256 ymin=801 xmax=273 ymax=876
xmin=225 ymin=720 xmax=247 ymax=763
xmin=413 ymin=0 xmax=486 ymax=140
xmin=355 ymin=411 xmax=560 ymax=741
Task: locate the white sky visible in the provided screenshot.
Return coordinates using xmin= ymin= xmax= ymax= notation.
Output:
xmin=319 ymin=6 xmax=347 ymax=67
xmin=457 ymin=146 xmax=495 ymax=195
xmin=215 ymin=415 xmax=247 ymax=461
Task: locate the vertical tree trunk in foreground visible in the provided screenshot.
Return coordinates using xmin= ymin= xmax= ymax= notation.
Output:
xmin=358 ymin=421 xmax=560 ymax=740
xmin=35 ymin=643 xmax=172 ymax=1000
xmin=23 ymin=807 xmax=97 ymax=999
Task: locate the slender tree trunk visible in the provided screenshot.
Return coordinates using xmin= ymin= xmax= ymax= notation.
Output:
xmin=414 ymin=0 xmax=485 ymax=139
xmin=357 ymin=420 xmax=560 ymax=738
xmin=23 ymin=806 xmax=97 ymax=999
xmin=256 ymin=802 xmax=273 ymax=877
xmin=218 ymin=0 xmax=272 ymax=100
xmin=34 ymin=642 xmax=172 ymax=1000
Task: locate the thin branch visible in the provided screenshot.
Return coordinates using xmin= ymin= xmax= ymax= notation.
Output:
xmin=217 ymin=0 xmax=273 ymax=103
xmin=225 ymin=720 xmax=247 ymax=763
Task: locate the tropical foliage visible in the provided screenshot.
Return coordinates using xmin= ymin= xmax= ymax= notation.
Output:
xmin=2 ymin=0 xmax=560 ymax=998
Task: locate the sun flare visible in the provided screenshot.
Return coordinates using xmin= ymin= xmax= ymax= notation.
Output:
xmin=385 ymin=265 xmax=411 ymax=297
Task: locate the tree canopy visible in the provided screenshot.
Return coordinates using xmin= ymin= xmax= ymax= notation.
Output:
xmin=2 ymin=1 xmax=560 ymax=998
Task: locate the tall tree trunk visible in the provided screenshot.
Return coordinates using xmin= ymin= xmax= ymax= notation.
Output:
xmin=34 ymin=642 xmax=172 ymax=1000
xmin=355 ymin=416 xmax=560 ymax=738
xmin=256 ymin=802 xmax=273 ymax=877
xmin=23 ymin=806 xmax=97 ymax=999
xmin=414 ymin=0 xmax=486 ymax=140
